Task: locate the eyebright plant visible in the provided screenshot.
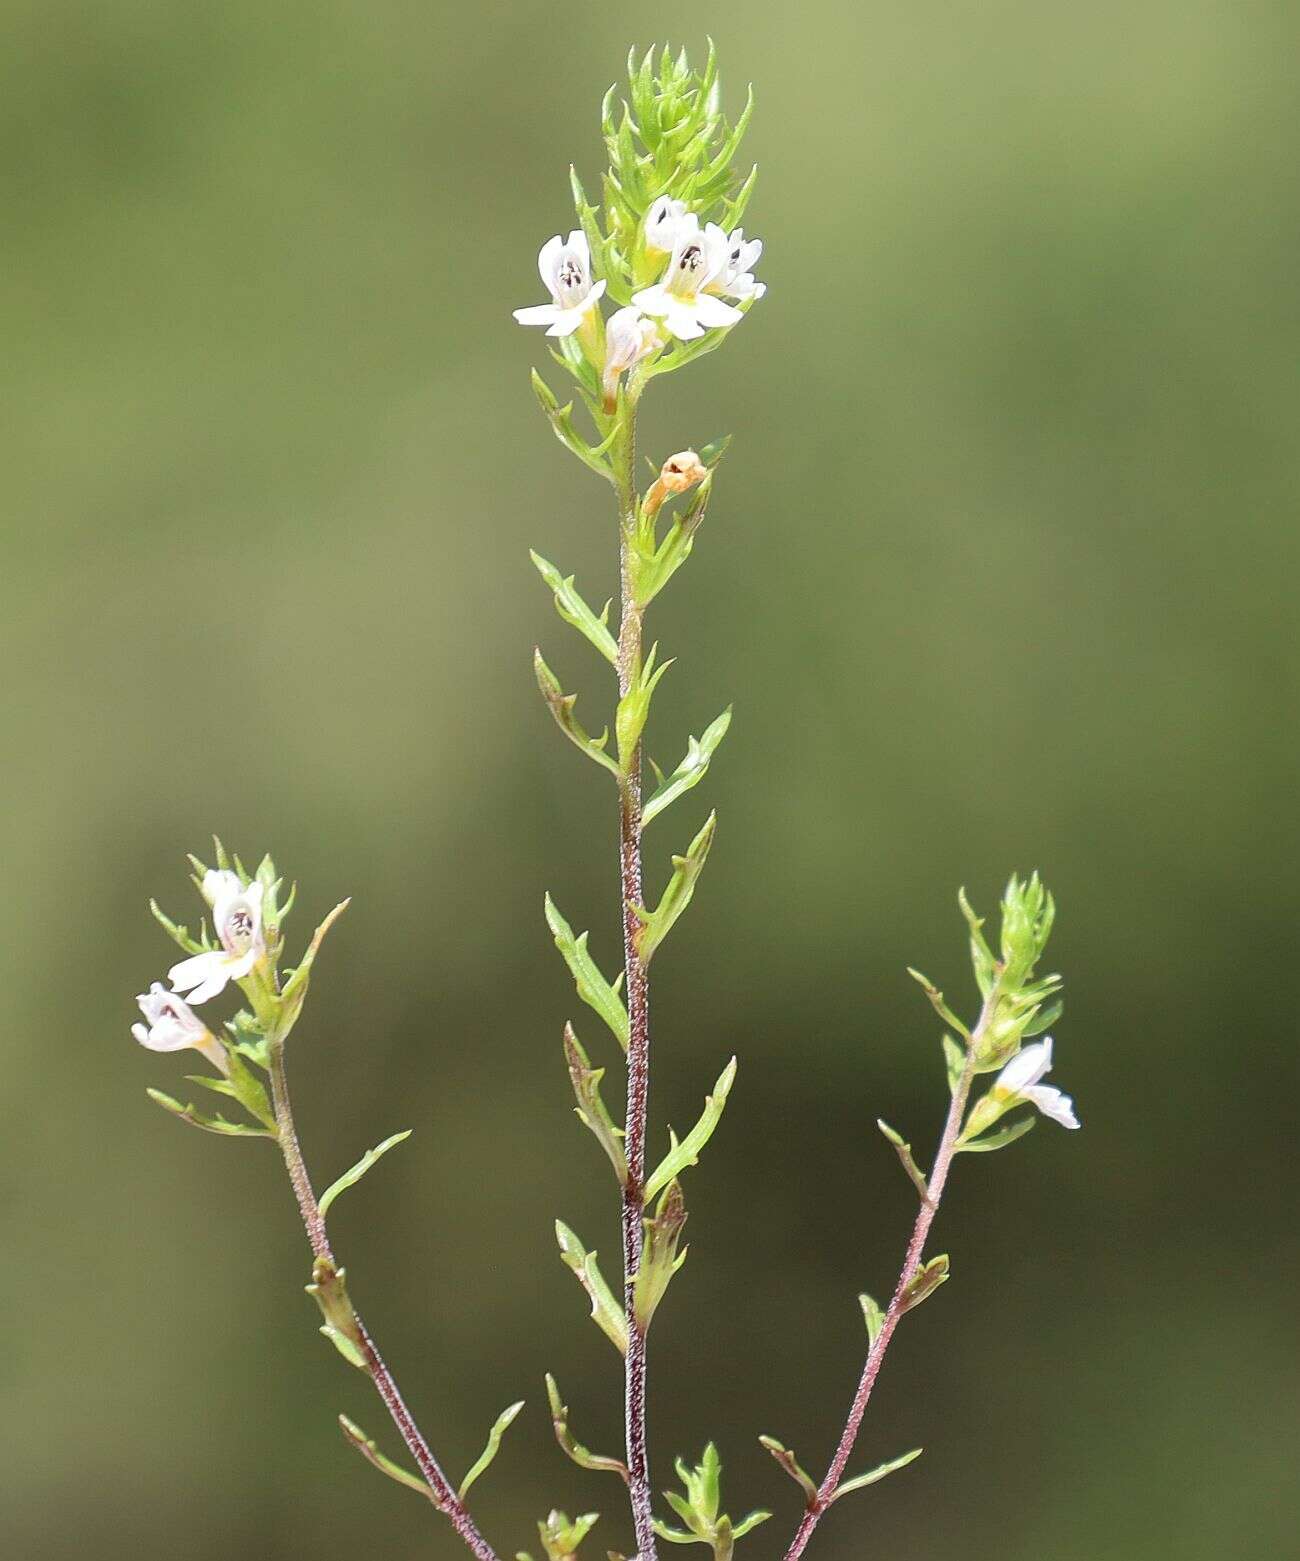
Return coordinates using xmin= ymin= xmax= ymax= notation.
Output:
xmin=131 ymin=45 xmax=1081 ymax=1561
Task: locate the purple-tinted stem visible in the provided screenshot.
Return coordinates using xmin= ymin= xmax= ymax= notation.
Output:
xmin=781 ymin=1052 xmax=978 ymax=1561
xmin=614 ymin=399 xmax=659 ymax=1561
xmin=268 ymin=1046 xmax=501 ymax=1561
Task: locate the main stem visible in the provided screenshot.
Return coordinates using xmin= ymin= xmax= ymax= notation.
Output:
xmin=267 ymin=1043 xmax=501 ymax=1561
xmin=614 ymin=397 xmax=659 ymax=1561
xmin=781 ymin=1050 xmax=979 ymax=1561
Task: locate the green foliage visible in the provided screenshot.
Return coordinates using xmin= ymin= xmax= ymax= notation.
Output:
xmin=876 ymin=1119 xmax=932 ymax=1205
xmin=643 ymin=1055 xmax=737 ymax=1203
xmin=899 ymin=1254 xmax=950 ymax=1316
xmin=544 ymin=895 xmax=630 ymax=1050
xmin=318 ymin=1130 xmax=412 ymax=1220
xmin=654 ymin=1444 xmax=771 ymax=1561
xmin=631 ymin=812 xmax=716 ymax=965
xmin=631 ymin=471 xmax=715 ymax=607
xmin=615 ymin=643 xmax=674 ymax=772
xmin=523 ymin=1509 xmax=601 ymax=1561
xmin=858 ymin=1292 xmax=885 ymax=1348
xmin=535 ymin=650 xmax=621 ymax=775
xmin=959 ymin=874 xmax=1063 ymax=1072
xmin=758 ymin=1436 xmax=818 ymax=1503
xmin=145 ymin=1087 xmax=275 ymax=1140
xmin=643 ymin=708 xmax=731 ymax=827
xmin=591 ymin=45 xmax=757 ymax=301
xmin=338 ymin=1414 xmax=431 ymax=1501
xmin=555 ymin=1221 xmax=629 ymax=1356
xmin=830 ymin=1448 xmax=923 ymax=1504
xmin=531 ymin=551 xmax=619 ymax=666
xmin=545 ymin=1374 xmax=630 ymax=1483
xmin=306 ymin=1256 xmax=366 ymax=1369
xmin=459 ymin=1400 xmax=526 ymax=1500
xmin=563 ymin=1025 xmax=628 ymax=1183
xmin=633 ymin=1180 xmax=689 ymax=1332
xmin=531 ymin=368 xmax=618 ymax=481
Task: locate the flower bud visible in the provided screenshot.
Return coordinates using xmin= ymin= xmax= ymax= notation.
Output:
xmin=644 ymin=450 xmax=708 ymax=515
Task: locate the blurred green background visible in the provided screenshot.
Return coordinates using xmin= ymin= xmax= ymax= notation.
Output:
xmin=2 ymin=2 xmax=1296 ymax=1557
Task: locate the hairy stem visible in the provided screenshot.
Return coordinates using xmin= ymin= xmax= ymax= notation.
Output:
xmin=267 ymin=1042 xmax=501 ymax=1561
xmin=781 ymin=1048 xmax=979 ymax=1561
xmin=614 ymin=397 xmax=659 ymax=1561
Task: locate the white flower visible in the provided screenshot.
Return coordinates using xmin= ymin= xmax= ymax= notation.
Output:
xmin=993 ymin=1037 xmax=1081 ymax=1129
xmin=513 ymin=231 xmax=607 ymax=337
xmin=632 ymin=222 xmax=743 ymax=341
xmin=169 ymin=878 xmax=265 ymax=1005
xmin=644 ymin=196 xmax=691 ymax=255
xmin=132 ymin=983 xmax=227 ymax=1073
xmin=712 ymin=227 xmax=766 ymax=301
xmin=200 ymin=868 xmax=242 ymax=906
xmin=601 ymin=306 xmax=662 ymax=409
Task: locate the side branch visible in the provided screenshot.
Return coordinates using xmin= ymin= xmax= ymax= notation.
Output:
xmin=780 ymin=1054 xmax=977 ymax=1561
xmin=267 ymin=1045 xmax=502 ymax=1561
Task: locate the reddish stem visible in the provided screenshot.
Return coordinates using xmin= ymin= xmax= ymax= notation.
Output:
xmin=268 ymin=1045 xmax=501 ymax=1561
xmin=781 ymin=1053 xmax=978 ymax=1561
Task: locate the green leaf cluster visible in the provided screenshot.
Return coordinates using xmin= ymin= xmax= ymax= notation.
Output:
xmin=654 ymin=1444 xmax=770 ymax=1561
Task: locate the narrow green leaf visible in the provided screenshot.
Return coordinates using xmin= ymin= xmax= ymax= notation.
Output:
xmin=545 ymin=895 xmax=630 ymax=1050
xmin=318 ymin=1130 xmax=412 ymax=1219
xmin=633 ymin=1180 xmax=688 ymax=1332
xmin=876 ymin=1119 xmax=932 ymax=1205
xmin=642 ymin=708 xmax=732 ymax=827
xmin=956 ymin=1115 xmax=1037 ymax=1154
xmin=535 ymin=649 xmax=621 ymax=775
xmin=146 ymin=1088 xmax=275 ymax=1139
xmin=564 ymin=1025 xmax=628 ymax=1183
xmin=615 ymin=644 xmax=674 ymax=769
xmin=758 ymin=1436 xmax=817 ymax=1502
xmin=338 ymin=1415 xmax=432 ymax=1500
xmin=899 ymin=1254 xmax=950 ymax=1315
xmin=458 ymin=1400 xmax=525 ymax=1500
xmin=531 ymin=551 xmax=619 ymax=666
xmin=830 ymin=1448 xmax=923 ymax=1503
xmin=644 ymin=1054 xmax=737 ymax=1202
xmin=149 ymin=898 xmax=207 ymax=955
xmin=531 ymin=369 xmax=617 ymax=480
xmin=941 ymin=1034 xmax=966 ymax=1095
xmin=306 ymin=1256 xmax=367 ymax=1369
xmin=546 ymin=1373 xmax=630 ymax=1483
xmin=278 ymin=898 xmax=351 ymax=1035
xmin=906 ymin=967 xmax=970 ymax=1039
xmin=858 ymin=1292 xmax=885 ymax=1349
xmin=632 ymin=812 xmax=716 ymax=966
xmin=731 ymin=1511 xmax=772 ymax=1540
xmin=555 ymin=1220 xmax=629 ymax=1355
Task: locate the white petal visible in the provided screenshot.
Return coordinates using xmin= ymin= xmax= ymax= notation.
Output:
xmin=586 ymin=278 xmax=607 ymax=306
xmin=537 ymin=234 xmax=563 ymax=291
xmin=514 ymin=304 xmax=561 ymax=326
xmin=566 ymin=230 xmax=590 ymax=269
xmin=693 ymin=293 xmax=742 ymax=329
xmin=545 ymin=308 xmax=586 ymax=338
xmin=201 ymin=869 xmax=241 ymax=906
xmin=168 ymin=951 xmax=223 ymax=994
xmin=632 ymin=285 xmax=671 ymax=317
xmin=663 ymin=304 xmax=704 ymax=341
xmin=184 ymin=969 xmax=232 ymax=1005
xmin=131 ymin=1022 xmax=151 ymax=1046
xmin=1024 ymin=1084 xmax=1080 ymax=1130
xmin=997 ymin=1037 xmax=1054 ymax=1093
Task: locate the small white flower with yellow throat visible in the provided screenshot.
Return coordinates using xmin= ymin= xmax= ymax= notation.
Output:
xmin=168 ymin=872 xmax=266 ymax=1005
xmin=513 ymin=231 xmax=607 ymax=337
xmin=632 ymin=220 xmax=743 ymax=341
xmin=132 ymin=983 xmax=228 ymax=1073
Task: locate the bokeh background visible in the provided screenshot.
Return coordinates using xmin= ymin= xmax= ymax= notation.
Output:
xmin=3 ymin=2 xmax=1297 ymax=1557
